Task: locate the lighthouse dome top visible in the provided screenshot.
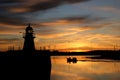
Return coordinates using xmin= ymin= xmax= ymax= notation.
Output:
xmin=26 ymin=23 xmax=33 ymax=31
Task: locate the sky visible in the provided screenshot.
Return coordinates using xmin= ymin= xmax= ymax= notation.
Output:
xmin=0 ymin=0 xmax=120 ymax=52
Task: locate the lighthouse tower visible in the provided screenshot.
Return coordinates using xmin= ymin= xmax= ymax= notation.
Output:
xmin=23 ymin=24 xmax=35 ymax=52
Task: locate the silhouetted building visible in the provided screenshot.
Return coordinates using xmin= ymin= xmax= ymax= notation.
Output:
xmin=23 ymin=24 xmax=35 ymax=51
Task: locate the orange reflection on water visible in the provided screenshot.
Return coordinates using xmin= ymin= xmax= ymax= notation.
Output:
xmin=51 ymin=56 xmax=120 ymax=80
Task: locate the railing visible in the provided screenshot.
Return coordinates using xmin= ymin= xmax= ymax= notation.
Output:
xmin=23 ymin=33 xmax=36 ymax=38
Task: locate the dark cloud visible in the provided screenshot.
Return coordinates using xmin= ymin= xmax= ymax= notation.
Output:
xmin=0 ymin=0 xmax=18 ymax=3
xmin=0 ymin=34 xmax=21 ymax=44
xmin=0 ymin=0 xmax=90 ymax=12
xmin=29 ymin=1 xmax=60 ymax=12
xmin=0 ymin=15 xmax=26 ymax=25
xmin=0 ymin=26 xmax=13 ymax=31
xmin=29 ymin=0 xmax=90 ymax=12
xmin=61 ymin=15 xmax=106 ymax=22
xmin=30 ymin=15 xmax=106 ymax=30
xmin=0 ymin=0 xmax=22 ymax=8
xmin=61 ymin=15 xmax=90 ymax=22
xmin=0 ymin=0 xmax=91 ymax=26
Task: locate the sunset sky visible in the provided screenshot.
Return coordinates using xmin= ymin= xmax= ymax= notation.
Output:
xmin=0 ymin=0 xmax=120 ymax=52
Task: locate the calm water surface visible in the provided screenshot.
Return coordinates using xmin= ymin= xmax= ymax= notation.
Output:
xmin=50 ymin=56 xmax=120 ymax=80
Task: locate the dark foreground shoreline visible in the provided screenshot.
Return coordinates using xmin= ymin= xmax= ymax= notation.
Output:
xmin=0 ymin=50 xmax=120 ymax=59
xmin=0 ymin=50 xmax=119 ymax=80
xmin=0 ymin=50 xmax=51 ymax=80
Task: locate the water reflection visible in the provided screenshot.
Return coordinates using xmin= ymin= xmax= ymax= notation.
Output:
xmin=66 ymin=57 xmax=120 ymax=64
xmin=51 ymin=56 xmax=120 ymax=80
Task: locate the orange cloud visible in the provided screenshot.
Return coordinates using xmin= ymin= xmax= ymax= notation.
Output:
xmin=41 ymin=19 xmax=86 ymax=26
xmin=37 ymin=31 xmax=77 ymax=38
xmin=51 ymin=33 xmax=120 ymax=52
xmin=0 ymin=23 xmax=26 ymax=34
xmin=8 ymin=7 xmax=30 ymax=13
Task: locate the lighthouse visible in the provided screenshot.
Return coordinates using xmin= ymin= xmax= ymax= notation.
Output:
xmin=23 ymin=24 xmax=35 ymax=52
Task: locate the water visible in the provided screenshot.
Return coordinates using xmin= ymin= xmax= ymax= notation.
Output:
xmin=50 ymin=56 xmax=120 ymax=80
